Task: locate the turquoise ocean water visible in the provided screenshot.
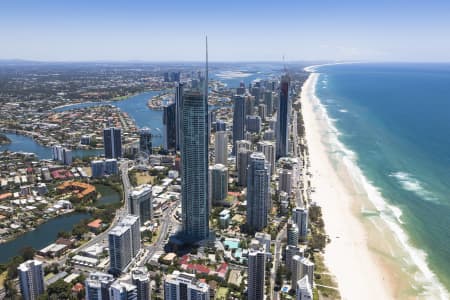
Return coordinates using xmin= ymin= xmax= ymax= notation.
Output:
xmin=313 ymin=63 xmax=450 ymax=294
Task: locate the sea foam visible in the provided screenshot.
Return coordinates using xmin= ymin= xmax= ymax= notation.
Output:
xmin=303 ymin=67 xmax=449 ymax=299
xmin=389 ymin=171 xmax=439 ymax=203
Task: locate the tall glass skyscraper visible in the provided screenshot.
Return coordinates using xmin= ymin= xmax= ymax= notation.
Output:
xmin=180 ymin=90 xmax=209 ymax=241
xmin=232 ymin=95 xmax=246 ymax=155
xmin=103 ymin=127 xmax=122 ymax=159
xmin=276 ymin=75 xmax=291 ymax=158
xmin=139 ymin=127 xmax=152 ymax=154
xmin=175 ymin=83 xmax=184 ymax=151
xmin=246 ymin=152 xmax=270 ymax=232
xmin=163 ymin=102 xmax=177 ymax=151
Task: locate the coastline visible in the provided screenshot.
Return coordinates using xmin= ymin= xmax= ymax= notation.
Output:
xmin=301 ymin=71 xmax=397 ymax=299
xmin=300 ymin=67 xmax=450 ymax=299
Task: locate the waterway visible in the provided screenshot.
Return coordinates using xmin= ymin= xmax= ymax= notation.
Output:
xmin=0 ymin=90 xmax=165 ymax=160
xmin=95 ymin=184 xmax=121 ymax=206
xmin=54 ymin=90 xmax=165 ymax=146
xmin=0 ymin=212 xmax=91 ymax=264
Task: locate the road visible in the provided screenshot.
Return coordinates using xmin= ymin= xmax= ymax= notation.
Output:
xmin=52 ymin=160 xmax=132 ymax=269
xmin=141 ymin=203 xmax=180 ymax=266
xmin=271 ymin=224 xmax=286 ymax=300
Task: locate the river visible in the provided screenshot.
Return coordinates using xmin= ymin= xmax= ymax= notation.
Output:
xmin=0 ymin=212 xmax=91 ymax=264
xmin=0 ymin=90 xmax=165 ymax=160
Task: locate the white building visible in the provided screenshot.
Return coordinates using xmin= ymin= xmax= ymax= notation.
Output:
xmin=164 ymin=271 xmax=209 ymax=300
xmin=129 ymin=184 xmax=153 ymax=225
xmin=296 ymin=275 xmax=313 ymax=300
xmin=110 ymin=281 xmax=138 ymax=300
xmin=214 ymin=131 xmax=228 ymax=166
xmin=247 ymin=240 xmax=268 ymax=300
xmin=131 ymin=267 xmax=151 ymax=300
xmin=18 ymin=260 xmax=45 ymax=300
xmin=108 ymin=215 xmax=140 ymax=275
xmin=209 ymin=164 xmax=228 ymax=206
xmin=257 ymin=141 xmax=276 ymax=175
xmin=85 ymin=272 xmax=115 ymax=300
xmin=292 ymin=207 xmax=308 ymax=241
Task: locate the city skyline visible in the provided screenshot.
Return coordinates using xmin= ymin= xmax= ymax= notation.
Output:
xmin=1 ymin=0 xmax=450 ymax=62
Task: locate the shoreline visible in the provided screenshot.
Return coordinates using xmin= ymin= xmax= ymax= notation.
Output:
xmin=301 ymin=71 xmax=399 ymax=299
xmin=0 ymin=209 xmax=78 ymax=245
xmin=300 ymin=67 xmax=449 ymax=299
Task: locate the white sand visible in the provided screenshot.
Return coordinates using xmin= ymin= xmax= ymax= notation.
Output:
xmin=301 ymin=72 xmax=394 ymax=299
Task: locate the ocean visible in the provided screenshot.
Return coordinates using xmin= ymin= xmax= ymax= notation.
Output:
xmin=310 ymin=63 xmax=450 ymax=298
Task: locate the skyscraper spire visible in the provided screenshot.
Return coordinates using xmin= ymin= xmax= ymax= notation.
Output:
xmin=204 ymin=36 xmax=209 ymax=105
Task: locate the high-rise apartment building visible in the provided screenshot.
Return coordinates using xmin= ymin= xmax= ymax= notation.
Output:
xmin=209 ymin=164 xmax=228 ymax=206
xmin=104 ymin=127 xmax=122 ymax=159
xmin=18 ymin=260 xmax=45 ymax=300
xmin=276 ymin=75 xmax=291 ymax=158
xmin=214 ymin=131 xmax=228 ymax=165
xmin=292 ymin=207 xmax=308 ymax=241
xmin=246 ymin=152 xmax=270 ymax=232
xmin=129 ymin=184 xmax=153 ymax=225
xmin=139 ymin=127 xmax=152 ymax=154
xmin=108 ymin=215 xmax=140 ymax=275
xmin=180 ymin=89 xmax=209 ymax=241
xmin=257 ymin=141 xmax=276 ymax=175
xmin=131 ymin=267 xmax=151 ymax=300
xmin=232 ymin=95 xmax=246 ymax=155
xmin=85 ymin=272 xmax=115 ymax=300
xmin=163 ymin=103 xmax=177 ymax=151
xmin=164 ymin=271 xmax=210 ymax=300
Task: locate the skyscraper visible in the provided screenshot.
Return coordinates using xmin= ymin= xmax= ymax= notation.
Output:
xmin=175 ymin=83 xmax=184 ymax=151
xmin=276 ymin=75 xmax=291 ymax=158
xmin=237 ymin=148 xmax=251 ymax=187
xmin=52 ymin=145 xmax=72 ymax=165
xmin=291 ymin=255 xmax=304 ymax=289
xmin=214 ymin=131 xmax=228 ymax=165
xmin=163 ymin=103 xmax=177 ymax=151
xmin=279 ymin=168 xmax=293 ymax=195
xmin=257 ymin=141 xmax=276 ymax=176
xmin=292 ymin=207 xmax=308 ymax=242
xmin=164 ymin=271 xmax=210 ymax=300
xmin=247 ymin=242 xmax=267 ymax=300
xmin=104 ymin=127 xmax=122 ymax=159
xmin=85 ymin=272 xmax=115 ymax=300
xmin=129 ymin=184 xmax=153 ymax=225
xmin=180 ymin=38 xmax=209 ymax=242
xmin=287 ymin=222 xmax=299 ymax=246
xmin=246 ymin=152 xmax=270 ymax=232
xmin=285 ymin=245 xmax=303 ymax=272
xmin=232 ymin=95 xmax=246 ymax=155
xmin=264 ymin=91 xmax=274 ymax=116
xmin=209 ymin=164 xmax=228 ymax=206
xmin=109 ymin=225 xmax=132 ymax=275
xmin=109 ymin=281 xmax=138 ymax=300
xmin=215 ymin=119 xmax=226 ymax=132
xmin=296 ymin=275 xmax=313 ymax=300
xmin=18 ymin=260 xmax=45 ymax=300
xmin=246 ymin=115 xmax=262 ymax=133
xmin=181 ymin=89 xmax=209 ymax=242
xmin=139 ymin=127 xmax=152 ymax=154
xmin=300 ymin=258 xmax=315 ymax=289
xmin=108 ymin=215 xmax=140 ymax=275
xmin=131 ymin=267 xmax=151 ymax=300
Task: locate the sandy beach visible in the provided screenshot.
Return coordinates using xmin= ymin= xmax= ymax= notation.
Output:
xmin=301 ymin=72 xmax=396 ymax=299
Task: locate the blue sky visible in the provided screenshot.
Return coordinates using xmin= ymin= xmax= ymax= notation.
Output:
xmin=1 ymin=0 xmax=449 ymax=62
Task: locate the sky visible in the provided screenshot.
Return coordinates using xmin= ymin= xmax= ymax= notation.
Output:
xmin=0 ymin=0 xmax=450 ymax=62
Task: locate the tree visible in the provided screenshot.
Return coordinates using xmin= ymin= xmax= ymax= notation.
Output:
xmin=57 ymin=231 xmax=72 ymax=239
xmin=40 ymin=279 xmax=74 ymax=300
xmin=20 ymin=246 xmax=35 ymax=261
